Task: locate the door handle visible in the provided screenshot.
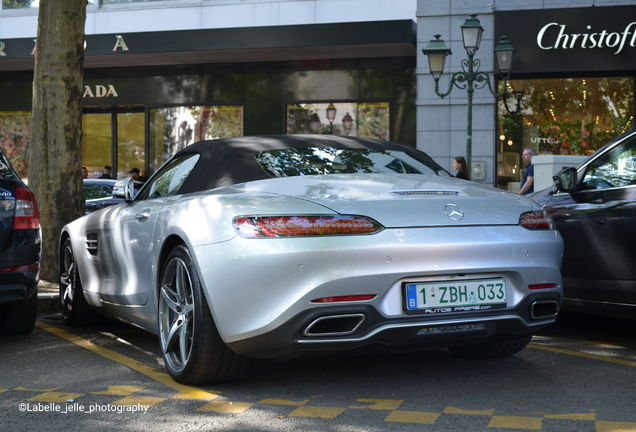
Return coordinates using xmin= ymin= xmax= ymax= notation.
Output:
xmin=135 ymin=210 xmax=150 ymax=222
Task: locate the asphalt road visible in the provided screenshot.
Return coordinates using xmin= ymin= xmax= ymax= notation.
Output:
xmin=1 ymin=310 xmax=635 ymax=431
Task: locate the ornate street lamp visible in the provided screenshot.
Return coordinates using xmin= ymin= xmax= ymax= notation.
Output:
xmin=309 ymin=114 xmax=321 ymax=134
xmin=422 ymin=14 xmax=515 ymax=173
xmin=326 ymin=103 xmax=337 ymax=134
xmin=503 ymin=79 xmax=528 ymax=115
xmin=342 ymin=112 xmax=353 ymax=136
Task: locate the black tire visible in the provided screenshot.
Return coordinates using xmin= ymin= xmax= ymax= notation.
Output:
xmin=0 ymin=286 xmax=38 ymax=336
xmin=448 ymin=334 xmax=533 ymax=359
xmin=59 ymin=238 xmax=103 ymax=326
xmin=158 ymin=245 xmax=251 ymax=384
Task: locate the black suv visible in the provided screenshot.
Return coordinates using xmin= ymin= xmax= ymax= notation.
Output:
xmin=533 ymin=128 xmax=636 ymax=319
xmin=0 ymin=147 xmax=41 ymax=335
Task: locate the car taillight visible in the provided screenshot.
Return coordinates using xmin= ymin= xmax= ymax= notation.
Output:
xmin=14 ymin=186 xmax=40 ymax=230
xmin=519 ymin=210 xmax=555 ymax=230
xmin=233 ymin=215 xmax=384 ymax=238
xmin=0 ymin=263 xmax=40 ymax=274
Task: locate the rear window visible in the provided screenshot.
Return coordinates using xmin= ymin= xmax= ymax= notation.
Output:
xmin=255 ymin=148 xmax=449 ymax=178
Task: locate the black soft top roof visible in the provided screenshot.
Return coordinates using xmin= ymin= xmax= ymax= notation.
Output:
xmin=173 ymin=135 xmax=440 ymax=194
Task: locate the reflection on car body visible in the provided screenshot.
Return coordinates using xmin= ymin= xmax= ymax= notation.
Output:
xmin=533 ymin=128 xmax=636 ymax=319
xmin=61 ymin=135 xmax=564 ymax=384
xmin=84 ymin=178 xmax=143 ymax=214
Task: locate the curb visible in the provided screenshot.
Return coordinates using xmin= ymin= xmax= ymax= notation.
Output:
xmin=37 ymin=291 xmax=61 ymax=314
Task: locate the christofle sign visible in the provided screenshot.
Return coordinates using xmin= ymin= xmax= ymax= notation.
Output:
xmin=537 ymin=21 xmax=636 ymax=55
xmin=495 ymin=5 xmax=636 ymax=74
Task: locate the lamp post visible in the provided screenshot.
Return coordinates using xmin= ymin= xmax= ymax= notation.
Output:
xmin=309 ymin=114 xmax=321 ymax=134
xmin=342 ymin=112 xmax=353 ymax=136
xmin=326 ymin=103 xmax=337 ymax=134
xmin=422 ymin=14 xmax=515 ymax=173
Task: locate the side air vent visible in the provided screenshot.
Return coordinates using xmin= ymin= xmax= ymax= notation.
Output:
xmin=86 ymin=233 xmax=98 ymax=256
xmin=391 ymin=190 xmax=460 ymax=197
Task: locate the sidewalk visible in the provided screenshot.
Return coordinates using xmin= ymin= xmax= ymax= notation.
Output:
xmin=37 ymin=279 xmax=60 ymax=314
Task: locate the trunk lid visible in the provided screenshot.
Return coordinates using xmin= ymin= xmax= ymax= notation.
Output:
xmin=238 ymin=174 xmax=535 ymax=227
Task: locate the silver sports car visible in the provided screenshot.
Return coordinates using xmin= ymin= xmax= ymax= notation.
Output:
xmin=59 ymin=135 xmax=564 ymax=384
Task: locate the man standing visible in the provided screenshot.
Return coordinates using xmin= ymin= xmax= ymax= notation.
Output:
xmin=519 ymin=148 xmax=534 ymax=195
xmin=97 ymin=165 xmax=113 ymax=179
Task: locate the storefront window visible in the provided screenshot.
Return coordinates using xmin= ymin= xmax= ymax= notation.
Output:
xmin=497 ymin=77 xmax=634 ymax=191
xmin=1 ymin=0 xmax=95 ymax=9
xmin=82 ymin=113 xmax=112 ymax=179
xmin=0 ymin=111 xmax=31 ymax=179
xmin=287 ymin=102 xmax=390 ymax=140
xmin=117 ymin=112 xmax=145 ymax=180
xmin=148 ymin=105 xmax=243 ymax=173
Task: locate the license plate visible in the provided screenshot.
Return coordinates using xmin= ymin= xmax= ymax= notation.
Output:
xmin=405 ymin=278 xmax=507 ymax=314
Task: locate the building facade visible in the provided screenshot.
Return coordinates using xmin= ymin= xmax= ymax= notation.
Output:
xmin=0 ymin=0 xmax=418 ymax=180
xmin=417 ymin=0 xmax=635 ymax=188
xmin=1 ymin=0 xmax=634 ymax=190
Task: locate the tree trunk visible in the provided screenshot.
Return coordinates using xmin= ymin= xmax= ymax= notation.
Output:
xmin=30 ymin=0 xmax=87 ymax=281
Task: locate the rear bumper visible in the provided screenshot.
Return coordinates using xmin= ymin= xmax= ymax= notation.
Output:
xmin=0 ymin=230 xmax=41 ymax=305
xmin=227 ymin=291 xmax=562 ymax=359
xmin=0 ymin=279 xmax=38 ymax=304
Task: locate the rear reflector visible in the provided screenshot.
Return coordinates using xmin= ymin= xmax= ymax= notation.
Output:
xmin=233 ymin=215 xmax=383 ymax=238
xmin=14 ymin=186 xmax=40 ymax=230
xmin=311 ymin=295 xmax=376 ymax=303
xmin=519 ymin=210 xmax=555 ymax=230
xmin=528 ymin=283 xmax=559 ymax=290
xmin=0 ymin=263 xmax=40 ymax=274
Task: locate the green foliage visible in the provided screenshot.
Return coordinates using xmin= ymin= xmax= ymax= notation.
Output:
xmin=2 ymin=0 xmax=34 ymax=9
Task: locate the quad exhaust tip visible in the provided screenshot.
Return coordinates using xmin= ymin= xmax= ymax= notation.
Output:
xmin=303 ymin=313 xmax=365 ymax=337
xmin=531 ymin=300 xmax=559 ymax=320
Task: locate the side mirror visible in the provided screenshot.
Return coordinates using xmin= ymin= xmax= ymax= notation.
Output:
xmin=553 ymin=167 xmax=577 ymax=193
xmin=112 ymin=178 xmax=135 ymax=202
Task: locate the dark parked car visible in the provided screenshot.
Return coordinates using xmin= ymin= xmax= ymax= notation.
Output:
xmin=0 ymin=147 xmax=41 ymax=336
xmin=533 ymin=128 xmax=636 ymax=319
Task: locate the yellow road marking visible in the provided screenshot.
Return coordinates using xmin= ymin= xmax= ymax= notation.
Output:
xmin=259 ymin=399 xmax=309 ymax=406
xmin=444 ymin=406 xmax=494 ymax=416
xmin=111 ymin=396 xmax=166 ymax=407
xmin=15 ymin=386 xmax=61 ymax=392
xmin=197 ymin=401 xmax=254 ymax=413
xmin=385 ymin=410 xmax=440 ymax=424
xmin=489 ymin=415 xmax=543 ymax=429
xmin=0 ymin=389 xmax=7 ymax=394
xmin=171 ymin=388 xmax=220 ymax=401
xmin=545 ymin=413 xmax=596 ymax=421
xmin=288 ymin=406 xmax=346 ymax=419
xmin=35 ymin=321 xmax=219 ymax=400
xmin=349 ymin=398 xmax=403 ymax=411
xmin=596 ymin=421 xmax=636 ymax=432
xmin=29 ymin=391 xmax=85 ymax=403
xmin=92 ymin=385 xmax=145 ymax=396
xmin=528 ymin=343 xmax=636 ymax=368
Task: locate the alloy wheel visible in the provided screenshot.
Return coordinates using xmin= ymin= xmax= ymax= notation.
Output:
xmin=159 ymin=256 xmax=195 ymax=374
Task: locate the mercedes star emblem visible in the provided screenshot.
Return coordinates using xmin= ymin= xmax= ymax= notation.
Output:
xmin=444 ymin=204 xmax=464 ymax=221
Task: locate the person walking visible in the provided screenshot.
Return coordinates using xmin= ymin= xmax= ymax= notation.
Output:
xmin=453 ymin=156 xmax=470 ymax=180
xmin=519 ymin=148 xmax=535 ymax=195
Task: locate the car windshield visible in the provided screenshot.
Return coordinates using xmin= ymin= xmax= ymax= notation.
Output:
xmin=255 ymin=148 xmax=449 ymax=178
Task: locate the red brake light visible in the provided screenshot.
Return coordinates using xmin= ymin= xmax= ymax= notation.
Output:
xmin=311 ymin=295 xmax=376 ymax=303
xmin=519 ymin=210 xmax=555 ymax=230
xmin=233 ymin=215 xmax=383 ymax=238
xmin=528 ymin=283 xmax=559 ymax=290
xmin=14 ymin=186 xmax=40 ymax=230
xmin=0 ymin=263 xmax=40 ymax=274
